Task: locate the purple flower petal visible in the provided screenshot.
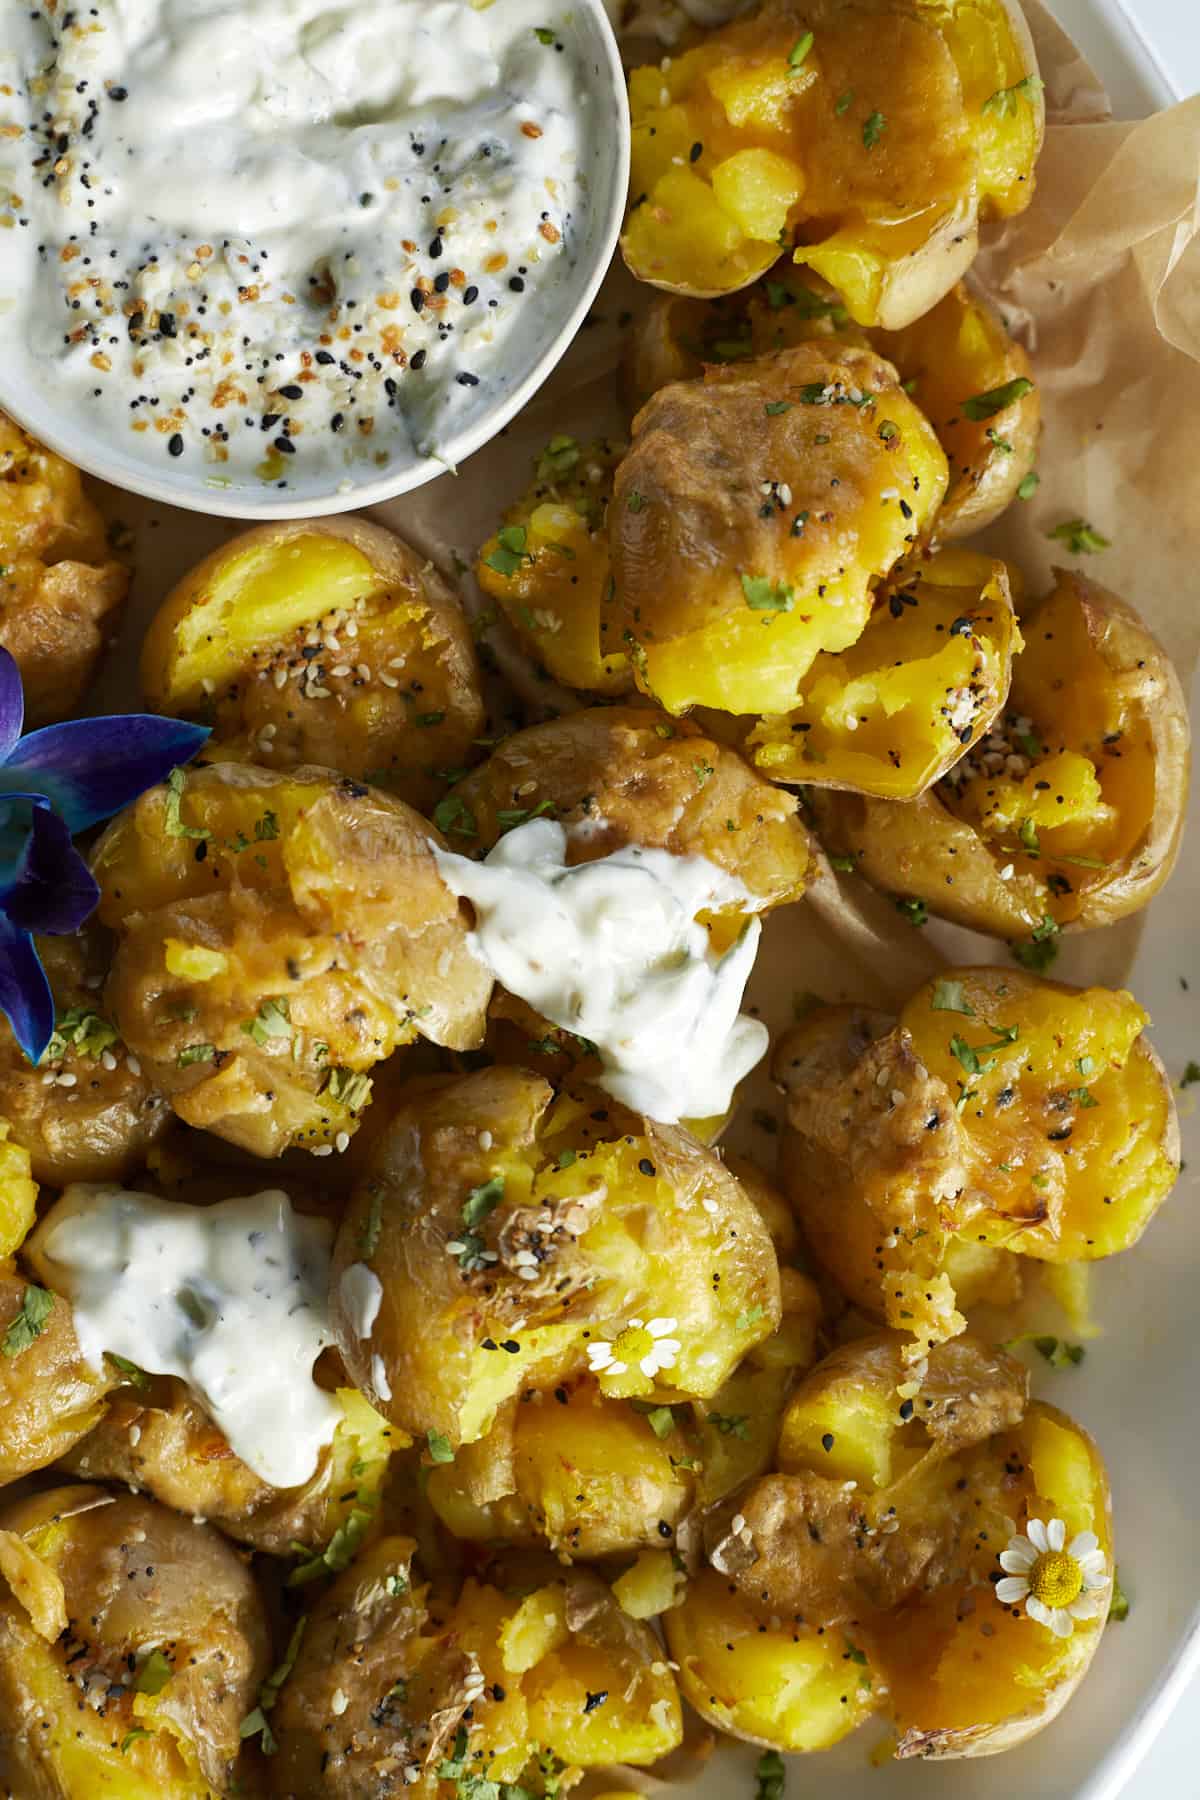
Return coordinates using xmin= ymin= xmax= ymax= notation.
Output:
xmin=0 ymin=653 xmax=24 ymax=765
xmin=3 ymin=715 xmax=209 ymax=832
xmin=0 ymin=912 xmax=53 ymax=1064
xmin=3 ymin=803 xmax=99 ymax=935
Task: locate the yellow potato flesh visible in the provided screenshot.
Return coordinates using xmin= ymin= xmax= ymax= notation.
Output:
xmin=0 ymin=1126 xmax=36 ymax=1259
xmin=900 ymin=968 xmax=1177 ymax=1261
xmin=750 ymin=552 xmax=1020 ymax=795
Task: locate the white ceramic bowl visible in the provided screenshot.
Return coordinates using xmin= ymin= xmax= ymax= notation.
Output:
xmin=0 ymin=0 xmax=629 ymax=521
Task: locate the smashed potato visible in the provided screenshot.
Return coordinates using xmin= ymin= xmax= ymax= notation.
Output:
xmin=60 ymin=1379 xmax=398 ymax=1557
xmin=475 ymin=436 xmax=633 ymax=695
xmin=748 ymin=549 xmax=1021 ymax=796
xmin=667 ymin=1331 xmax=1113 ymax=1758
xmin=0 ymin=931 xmax=170 ymax=1186
xmin=0 ymin=1265 xmax=114 ymax=1483
xmin=625 ymin=273 xmax=1041 ymax=541
xmin=611 ymin=342 xmax=948 ymax=716
xmin=813 ymin=569 xmax=1190 ymax=934
xmin=775 ymin=967 xmax=1179 ymax=1351
xmin=330 ymin=1068 xmax=781 ymax=1448
xmin=0 ymin=1484 xmax=269 ymax=1797
xmin=623 ymin=0 xmax=1043 ymax=327
xmin=0 ymin=414 xmax=128 ymax=727
xmin=268 ymin=1538 xmax=681 ymax=1794
xmin=141 ymin=517 xmax=484 ymax=811
xmin=90 ymin=761 xmax=492 ymax=1157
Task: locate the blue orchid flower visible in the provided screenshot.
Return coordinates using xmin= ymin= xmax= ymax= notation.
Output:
xmin=0 ymin=649 xmax=208 ymax=1064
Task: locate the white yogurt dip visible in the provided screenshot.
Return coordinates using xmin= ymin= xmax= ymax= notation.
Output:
xmin=435 ymin=817 xmax=770 ymax=1123
xmin=0 ymin=0 xmax=592 ymax=491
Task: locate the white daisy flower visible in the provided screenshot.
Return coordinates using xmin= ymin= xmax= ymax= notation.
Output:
xmin=586 ymin=1339 xmax=626 ymax=1376
xmin=996 ymin=1517 xmax=1109 ymax=1638
xmin=587 ymin=1318 xmax=681 ymax=1382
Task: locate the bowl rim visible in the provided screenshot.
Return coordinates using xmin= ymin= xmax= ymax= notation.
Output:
xmin=0 ymin=0 xmax=631 ymax=522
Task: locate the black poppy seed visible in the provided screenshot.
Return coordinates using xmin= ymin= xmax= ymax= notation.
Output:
xmin=428 ymin=236 xmax=443 ymax=258
xmin=330 ymin=414 xmax=345 ymax=432
xmin=273 ymin=435 xmax=295 ymax=454
xmin=315 ymin=350 xmax=335 ymax=365
xmin=167 ymin=432 xmax=183 ymax=457
xmin=278 ymin=383 xmax=303 ymax=400
xmin=462 ymin=285 xmax=479 ymax=305
xmin=410 ymin=349 xmax=427 ymax=371
xmin=898 ymin=1399 xmax=915 ymax=1421
xmin=509 ymin=275 xmax=525 ymax=292
xmin=638 ymin=1158 xmax=656 ymax=1177
xmin=456 ymin=372 xmax=479 ymax=386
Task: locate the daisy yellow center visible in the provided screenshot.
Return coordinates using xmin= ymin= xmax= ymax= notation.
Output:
xmin=1028 ymin=1550 xmax=1084 ymax=1609
xmin=612 ymin=1325 xmax=653 ymax=1366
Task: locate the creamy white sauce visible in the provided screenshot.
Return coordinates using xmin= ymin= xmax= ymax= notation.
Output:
xmin=435 ymin=818 xmax=769 ymax=1123
xmin=1 ymin=0 xmax=590 ymax=490
xmin=340 ymin=1261 xmax=383 ymax=1340
xmin=37 ymin=1184 xmax=338 ymax=1488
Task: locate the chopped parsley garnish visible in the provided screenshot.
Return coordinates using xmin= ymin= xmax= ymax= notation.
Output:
xmin=982 ymin=73 xmax=1044 ymax=116
xmin=42 ymin=1006 xmax=120 ymax=1065
xmin=1004 ymin=1333 xmax=1085 ymax=1369
xmin=828 ymin=854 xmax=857 ymax=873
xmin=986 ymin=426 xmax=1014 ymax=452
xmin=2 ymin=1285 xmax=54 ymax=1357
xmin=877 ymin=419 xmax=899 ymax=442
xmin=360 ymin=1189 xmax=384 ymax=1258
xmin=741 ymin=573 xmax=795 ymax=613
xmin=536 ymin=434 xmax=580 ymax=481
xmin=734 ymin=1304 xmax=765 ymax=1332
xmin=1017 ymin=470 xmax=1040 ymax=500
xmin=327 ymin=1066 xmax=371 ymax=1113
xmin=120 ymin=1730 xmax=153 ymax=1755
xmin=433 ymin=793 xmax=477 ymax=839
xmin=163 ymin=766 xmax=211 ymax=841
xmin=534 ymin=25 xmax=556 ymax=42
xmin=177 ymin=1042 xmax=216 ymax=1067
xmin=106 ymin=1351 xmax=149 ymax=1388
xmin=1014 ymin=725 xmax=1043 ymax=759
xmin=134 ymin=1649 xmax=173 ymax=1695
xmin=895 ymin=897 xmax=927 ymax=926
xmin=755 ymin=1748 xmax=787 ymax=1800
xmin=693 ymin=760 xmax=715 ymax=788
xmin=862 ymin=111 xmax=887 ymax=148
xmin=1047 ymin=517 xmax=1110 ymax=555
xmin=484 ymin=524 xmax=532 ymax=578
xmin=788 ymin=30 xmax=814 ymax=69
xmin=427 ymin=1429 xmax=455 ymax=1465
xmin=455 ymin=1175 xmax=505 ymax=1271
xmin=497 ymin=797 xmax=556 ymax=831
xmin=242 ymin=996 xmax=292 ymax=1047
xmin=289 ymin=1507 xmax=374 ymax=1586
xmin=527 ymin=1036 xmax=565 ymax=1056
xmin=627 ymin=489 xmax=647 ymax=512
xmin=1018 ymin=816 xmax=1041 ymax=857
xmin=949 ymin=1023 xmax=1019 ymax=1076
xmin=645 ymin=1406 xmax=676 ymax=1439
xmin=961 ymin=377 xmax=1035 ymax=420
xmin=931 ymin=978 xmax=974 ymax=1015
xmin=706 ymin=1411 xmax=750 ymax=1439
xmin=1182 ymin=1061 xmax=1200 ymax=1088
xmin=1012 ymin=913 xmax=1061 ymax=971
xmin=834 ymin=88 xmax=854 ymax=115
xmin=415 ymin=711 xmax=446 ymax=727
xmin=844 ymin=1640 xmax=868 ymax=1665
xmin=240 ymin=1614 xmax=308 ymax=1755
xmin=1109 ymin=1569 xmax=1130 ymax=1621
xmin=255 ymin=810 xmax=280 ymax=841
xmin=764 ymin=400 xmax=792 ymax=416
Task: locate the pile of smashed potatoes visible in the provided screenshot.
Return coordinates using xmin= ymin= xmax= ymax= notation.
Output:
xmin=0 ymin=0 xmax=1190 ymax=1794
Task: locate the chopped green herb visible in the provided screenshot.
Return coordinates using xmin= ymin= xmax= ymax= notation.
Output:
xmin=42 ymin=1006 xmax=120 ymax=1065
xmin=360 ymin=1190 xmax=384 ymax=1259
xmin=1109 ymin=1569 xmax=1130 ymax=1621
xmin=834 ymin=88 xmax=854 ymax=115
xmin=534 ymin=24 xmax=556 ymax=42
xmin=433 ymin=793 xmax=477 ymax=839
xmin=764 ymin=400 xmax=792 ymax=416
xmin=134 ymin=1649 xmax=174 ymax=1696
xmin=497 ymin=798 xmax=556 ymax=831
xmin=895 ymin=897 xmax=927 ymax=926
xmin=828 ymin=854 xmax=857 ymax=873
xmin=1012 ymin=913 xmax=1061 ymax=972
xmin=986 ymin=427 xmax=1014 ymax=453
xmin=949 ymin=1023 xmax=1019 ymax=1076
xmin=1069 ymin=1086 xmax=1100 ymax=1109
xmin=982 ymin=73 xmax=1044 ymax=117
xmin=646 ymin=1406 xmax=676 ymax=1439
xmin=463 ymin=1175 xmax=506 ymax=1229
xmin=527 ymin=1036 xmax=565 ymax=1057
xmin=536 ymin=435 xmax=580 ymax=481
xmin=706 ymin=1411 xmax=751 ymax=1439
xmin=484 ymin=524 xmax=532 ymax=578
xmin=242 ymin=996 xmax=292 ymax=1047
xmin=1182 ymin=1061 xmax=1200 ymax=1088
xmin=962 ymin=377 xmax=1035 ymax=421
xmin=1047 ymin=518 xmax=1110 ymax=555
xmin=1017 ymin=470 xmax=1040 ymax=500
xmin=1018 ymin=816 xmax=1041 ymax=857
xmin=741 ymin=572 xmax=795 ymax=613
xmin=844 ymin=1640 xmax=868 ymax=1665
xmin=693 ymin=760 xmax=715 ymax=788
xmin=734 ymin=1304 xmax=765 ymax=1332
xmin=556 ymin=1148 xmax=576 ymax=1169
xmin=163 ymin=767 xmax=211 ymax=841
xmin=788 ymin=30 xmax=814 ymax=69
xmin=288 ymin=1508 xmax=374 ymax=1586
xmin=121 ymin=1730 xmax=154 ymax=1755
xmin=427 ymin=1430 xmax=455 ymax=1465
xmin=105 ymin=1352 xmax=149 ymax=1388
xmin=414 ymin=711 xmax=446 ymax=728
xmin=1014 ymin=725 xmax=1043 ymax=760
xmin=1 ymin=1285 xmax=53 ymax=1358
xmin=755 ymin=1748 xmax=787 ymax=1800
xmin=627 ymin=490 xmax=647 ymax=512
xmin=1004 ymin=1333 xmax=1085 ymax=1370
xmin=327 ymin=1066 xmax=371 ymax=1113
xmin=877 ymin=419 xmax=899 ymax=442
xmin=931 ymin=978 xmax=974 ymax=1016
xmin=862 ymin=110 xmax=886 ymax=148
xmin=177 ymin=1042 xmax=216 ymax=1067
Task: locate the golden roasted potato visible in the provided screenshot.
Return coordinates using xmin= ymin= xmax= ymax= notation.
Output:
xmin=454 ymin=705 xmax=811 ymax=901
xmin=141 ymin=517 xmax=484 ymax=811
xmin=0 ymin=414 xmax=128 ymax=727
xmin=0 ymin=932 xmax=170 ymax=1187
xmin=748 ymin=549 xmax=1021 ymax=796
xmin=667 ymin=1331 xmax=1113 ymax=1758
xmin=330 ymin=1068 xmax=781 ymax=1449
xmin=611 ymin=343 xmax=948 ymax=716
xmin=625 ymin=274 xmax=1041 ymax=540
xmin=775 ymin=967 xmax=1179 ymax=1351
xmin=813 ymin=570 xmax=1190 ymax=935
xmin=0 ymin=1124 xmax=36 ymax=1261
xmin=0 ymin=1264 xmax=114 ymax=1484
xmin=0 ymin=1483 xmax=269 ymax=1797
xmin=268 ymin=1538 xmax=682 ymax=1795
xmin=90 ymin=761 xmax=492 ymax=1157
xmin=60 ymin=1379 xmax=398 ymax=1557
xmin=622 ymin=0 xmax=1043 ymax=326
xmin=476 ymin=435 xmax=634 ymax=695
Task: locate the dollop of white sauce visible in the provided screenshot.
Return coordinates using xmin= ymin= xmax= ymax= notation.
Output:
xmin=435 ymin=819 xmax=769 ymax=1123
xmin=2 ymin=0 xmax=590 ymax=490
xmin=37 ymin=1184 xmax=339 ymax=1489
xmin=339 ymin=1261 xmax=383 ymax=1340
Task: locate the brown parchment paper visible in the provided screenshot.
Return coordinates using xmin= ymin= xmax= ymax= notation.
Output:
xmin=84 ymin=0 xmax=1200 ymax=1082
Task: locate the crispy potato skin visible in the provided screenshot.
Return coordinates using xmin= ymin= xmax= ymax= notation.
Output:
xmin=330 ymin=1068 xmax=781 ymax=1448
xmin=476 ymin=436 xmax=634 ymax=696
xmin=0 ymin=414 xmax=128 ymax=726
xmin=90 ymin=761 xmax=491 ymax=1157
xmin=0 ymin=1266 xmax=114 ymax=1484
xmin=775 ymin=968 xmax=1179 ymax=1347
xmin=815 ymin=569 xmax=1190 ymax=933
xmin=611 ymin=344 xmax=948 ymax=717
xmin=269 ymin=1539 xmax=682 ymax=1796
xmin=141 ymin=517 xmax=484 ymax=812
xmin=454 ymin=706 xmax=811 ymax=905
xmin=625 ymin=275 xmax=1041 ymax=541
xmin=667 ymin=1331 xmax=1111 ymax=1757
xmin=0 ymin=1484 xmax=270 ymax=1798
xmin=0 ymin=934 xmax=170 ymax=1186
xmin=622 ymin=0 xmax=1043 ymax=325
xmin=58 ymin=1377 xmax=399 ymax=1555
